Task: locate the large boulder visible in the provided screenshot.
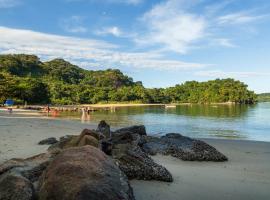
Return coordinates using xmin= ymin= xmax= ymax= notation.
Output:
xmin=114 ymin=125 xmax=146 ymax=136
xmin=38 ymin=146 xmax=135 ymax=200
xmin=111 ymin=131 xmax=173 ymax=182
xmin=0 ymin=174 xmax=35 ymax=200
xmin=141 ymin=133 xmax=228 ymax=161
xmin=0 ymin=153 xmax=55 ymax=200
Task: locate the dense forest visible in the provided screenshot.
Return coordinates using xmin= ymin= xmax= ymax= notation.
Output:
xmin=257 ymin=93 xmax=270 ymax=102
xmin=0 ymin=54 xmax=257 ymax=105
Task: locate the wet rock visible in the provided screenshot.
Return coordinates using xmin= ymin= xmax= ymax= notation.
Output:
xmin=141 ymin=133 xmax=228 ymax=161
xmin=114 ymin=125 xmax=146 ymax=136
xmin=38 ymin=146 xmax=135 ymax=200
xmin=38 ymin=137 xmax=58 ymax=145
xmin=111 ymin=131 xmax=173 ymax=182
xmin=97 ymin=120 xmax=111 ymax=138
xmin=0 ymin=174 xmax=35 ymax=200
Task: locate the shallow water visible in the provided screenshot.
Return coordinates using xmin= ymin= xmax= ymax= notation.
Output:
xmin=1 ymin=103 xmax=270 ymax=142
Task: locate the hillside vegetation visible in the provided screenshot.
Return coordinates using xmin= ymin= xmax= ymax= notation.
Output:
xmin=0 ymin=54 xmax=257 ymax=105
xmin=257 ymin=93 xmax=270 ymax=102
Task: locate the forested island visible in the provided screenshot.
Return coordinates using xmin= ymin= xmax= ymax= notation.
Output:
xmin=257 ymin=93 xmax=270 ymax=102
xmin=0 ymin=54 xmax=257 ymax=105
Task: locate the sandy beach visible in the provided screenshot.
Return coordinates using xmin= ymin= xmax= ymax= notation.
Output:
xmin=131 ymin=139 xmax=270 ymax=200
xmin=0 ymin=115 xmax=270 ymax=200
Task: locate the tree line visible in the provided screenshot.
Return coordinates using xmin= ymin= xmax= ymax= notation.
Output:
xmin=0 ymin=54 xmax=257 ymax=105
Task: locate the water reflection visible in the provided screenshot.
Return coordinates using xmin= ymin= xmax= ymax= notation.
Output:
xmin=54 ymin=103 xmax=270 ymax=141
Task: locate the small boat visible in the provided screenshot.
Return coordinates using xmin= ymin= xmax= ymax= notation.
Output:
xmin=165 ymin=105 xmax=176 ymax=108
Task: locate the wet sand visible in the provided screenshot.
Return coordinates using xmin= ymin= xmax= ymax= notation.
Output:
xmin=131 ymin=139 xmax=270 ymax=200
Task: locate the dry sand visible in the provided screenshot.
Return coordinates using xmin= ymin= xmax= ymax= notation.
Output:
xmin=131 ymin=139 xmax=270 ymax=200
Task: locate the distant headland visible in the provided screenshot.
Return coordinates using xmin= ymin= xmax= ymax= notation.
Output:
xmin=0 ymin=54 xmax=257 ymax=105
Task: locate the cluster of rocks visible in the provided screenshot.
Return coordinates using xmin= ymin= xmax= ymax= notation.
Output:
xmin=0 ymin=121 xmax=228 ymax=200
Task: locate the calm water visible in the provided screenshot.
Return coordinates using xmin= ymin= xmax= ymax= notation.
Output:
xmin=57 ymin=103 xmax=270 ymax=142
xmin=1 ymin=103 xmax=270 ymax=142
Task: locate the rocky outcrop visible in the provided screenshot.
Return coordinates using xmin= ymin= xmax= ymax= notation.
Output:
xmin=38 ymin=137 xmax=58 ymax=145
xmin=38 ymin=146 xmax=135 ymax=200
xmin=110 ymin=131 xmax=173 ymax=182
xmin=48 ymin=129 xmax=102 ymax=151
xmin=0 ymin=153 xmax=56 ymax=200
xmin=114 ymin=125 xmax=146 ymax=136
xmin=0 ymin=174 xmax=35 ymax=200
xmin=141 ymin=133 xmax=228 ymax=161
xmin=0 ymin=121 xmax=228 ymax=200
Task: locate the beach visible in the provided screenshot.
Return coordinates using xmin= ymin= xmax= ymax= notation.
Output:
xmin=131 ymin=139 xmax=270 ymax=200
xmin=0 ymin=113 xmax=270 ymax=200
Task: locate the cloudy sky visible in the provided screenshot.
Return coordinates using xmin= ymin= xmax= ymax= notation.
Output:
xmin=0 ymin=0 xmax=270 ymax=92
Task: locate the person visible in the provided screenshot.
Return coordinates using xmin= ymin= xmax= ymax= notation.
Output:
xmin=7 ymin=107 xmax=13 ymax=114
xmin=46 ymin=104 xmax=50 ymax=116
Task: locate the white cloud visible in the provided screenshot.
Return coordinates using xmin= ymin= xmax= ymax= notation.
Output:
xmin=0 ymin=26 xmax=208 ymax=71
xmin=60 ymin=15 xmax=87 ymax=33
xmin=195 ymin=70 xmax=270 ymax=78
xmin=95 ymin=26 xmax=122 ymax=37
xmin=0 ymin=0 xmax=20 ymax=8
xmin=212 ymin=38 xmax=237 ymax=48
xmin=217 ymin=12 xmax=266 ymax=25
xmin=135 ymin=0 xmax=207 ymax=54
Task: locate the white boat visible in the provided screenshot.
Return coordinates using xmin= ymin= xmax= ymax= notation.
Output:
xmin=165 ymin=105 xmax=176 ymax=108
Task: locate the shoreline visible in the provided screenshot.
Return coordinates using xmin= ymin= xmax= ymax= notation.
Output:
xmin=0 ymin=101 xmax=247 ymax=111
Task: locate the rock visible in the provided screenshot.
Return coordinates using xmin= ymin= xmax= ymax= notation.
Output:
xmin=141 ymin=133 xmax=228 ymax=161
xmin=97 ymin=120 xmax=111 ymax=138
xmin=115 ymin=146 xmax=173 ymax=182
xmin=38 ymin=146 xmax=135 ymax=200
xmin=111 ymin=131 xmax=173 ymax=182
xmin=101 ymin=140 xmax=113 ymax=156
xmin=114 ymin=125 xmax=146 ymax=136
xmin=79 ymin=129 xmax=105 ymax=141
xmin=38 ymin=137 xmax=58 ymax=145
xmin=0 ymin=174 xmax=35 ymax=200
xmin=77 ymin=135 xmax=98 ymax=148
xmin=48 ymin=129 xmax=103 ymax=151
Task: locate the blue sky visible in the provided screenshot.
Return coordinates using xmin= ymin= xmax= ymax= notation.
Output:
xmin=0 ymin=0 xmax=270 ymax=93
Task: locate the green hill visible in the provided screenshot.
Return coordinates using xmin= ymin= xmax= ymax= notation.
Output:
xmin=257 ymin=93 xmax=270 ymax=102
xmin=0 ymin=54 xmax=257 ymax=105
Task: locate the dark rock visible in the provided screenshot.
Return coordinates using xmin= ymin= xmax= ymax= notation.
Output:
xmin=111 ymin=131 xmax=173 ymax=182
xmin=38 ymin=146 xmax=135 ymax=200
xmin=0 ymin=153 xmax=56 ymax=199
xmin=114 ymin=125 xmax=146 ymax=136
xmin=141 ymin=133 xmax=228 ymax=161
xmin=38 ymin=137 xmax=58 ymax=145
xmin=101 ymin=140 xmax=113 ymax=156
xmin=97 ymin=120 xmax=111 ymax=138
xmin=0 ymin=174 xmax=35 ymax=200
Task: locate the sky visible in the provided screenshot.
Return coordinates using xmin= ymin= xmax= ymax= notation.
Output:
xmin=0 ymin=0 xmax=270 ymax=93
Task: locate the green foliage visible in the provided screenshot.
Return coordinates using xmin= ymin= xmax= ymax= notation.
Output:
xmin=0 ymin=54 xmax=257 ymax=105
xmin=257 ymin=93 xmax=270 ymax=102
